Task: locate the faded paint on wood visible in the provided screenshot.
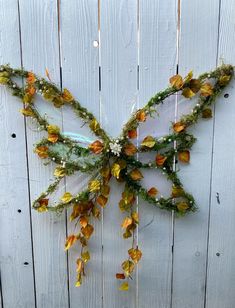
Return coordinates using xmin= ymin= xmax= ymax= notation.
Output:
xmin=138 ymin=1 xmax=177 ymax=307
xmin=18 ymin=1 xmax=69 ymax=307
xmin=60 ymin=1 xmax=102 ymax=307
xmin=172 ymin=1 xmax=221 ymax=307
xmin=0 ymin=1 xmax=235 ymax=308
xmin=0 ymin=1 xmax=36 ymax=307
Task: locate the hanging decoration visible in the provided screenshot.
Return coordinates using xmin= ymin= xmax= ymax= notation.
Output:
xmin=0 ymin=63 xmax=233 ymax=290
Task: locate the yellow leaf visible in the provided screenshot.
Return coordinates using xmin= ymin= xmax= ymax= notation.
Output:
xmin=141 ymin=136 xmax=156 ymax=148
xmin=111 ymin=163 xmax=121 ymax=179
xmin=131 ymin=211 xmax=139 ymax=224
xmin=81 ymin=224 xmax=94 ymax=239
xmin=129 ymin=169 xmax=143 ymax=181
xmin=121 ymin=217 xmax=133 ymax=229
xmin=61 ymin=192 xmax=73 ymax=203
xmin=54 ymin=166 xmax=66 ymax=177
xmin=62 ymin=88 xmax=74 ymax=102
xmin=88 ymin=180 xmax=101 ymax=192
xmin=172 ymin=186 xmax=184 ymax=198
xmin=147 ymin=187 xmax=158 ymax=197
xmin=128 ymin=247 xmax=142 ymax=264
xmin=176 ymin=201 xmax=189 ymax=212
xmin=65 ymin=234 xmax=77 ymax=250
xmin=184 ymin=70 xmax=193 ymax=83
xmin=200 ymin=83 xmax=213 ymax=97
xmin=20 ymin=107 xmax=34 ymax=117
xmin=219 ymin=75 xmax=231 ymax=86
xmin=169 ymin=74 xmax=183 ymax=89
xmin=119 ymin=282 xmax=129 ymax=291
xmin=89 ymin=119 xmax=100 ymax=132
xmin=47 ymin=125 xmax=60 ymax=134
xmin=81 ymin=250 xmax=90 ymax=263
xmin=182 ymin=87 xmax=195 ymax=98
xmin=178 ymin=150 xmax=190 ymax=163
xmin=121 ymin=260 xmax=135 ymax=276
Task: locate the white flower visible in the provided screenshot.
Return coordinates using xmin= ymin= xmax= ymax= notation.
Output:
xmin=109 ymin=140 xmax=122 ymax=156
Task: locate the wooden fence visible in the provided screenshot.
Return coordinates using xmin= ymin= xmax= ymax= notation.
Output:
xmin=0 ymin=1 xmax=235 ymax=307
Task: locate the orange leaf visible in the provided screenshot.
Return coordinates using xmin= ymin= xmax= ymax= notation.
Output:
xmin=147 ymin=187 xmax=158 ymax=197
xmin=136 ymin=110 xmax=146 ymax=122
xmin=128 ymin=129 xmax=137 ymax=139
xmin=62 ymin=88 xmax=74 ymax=102
xmin=121 ymin=217 xmax=133 ymax=229
xmin=123 ymin=143 xmax=137 ymax=156
xmin=173 ymin=122 xmax=186 ymax=133
xmin=89 ymin=140 xmax=104 ymax=154
xmin=169 ymin=74 xmax=183 ymax=89
xmin=27 ymin=72 xmax=36 ymax=84
xmin=96 ymin=195 xmax=108 ymax=207
xmin=116 ymin=273 xmax=125 ymax=279
xmin=76 ymin=258 xmax=84 ymax=273
xmin=129 ymin=169 xmax=143 ymax=181
xmin=48 ymin=133 xmax=59 ymax=143
xmin=65 ymin=234 xmax=77 ymax=250
xmin=45 ymin=68 xmax=51 ymax=81
xmin=155 ymin=154 xmax=167 ymax=166
xmin=178 ymin=150 xmax=190 ymax=163
xmin=35 ymin=146 xmax=49 ymax=159
xmin=79 ymin=216 xmax=88 ymax=228
xmin=81 ymin=224 xmax=94 ymax=239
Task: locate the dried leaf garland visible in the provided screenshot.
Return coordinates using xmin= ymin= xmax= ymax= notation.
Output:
xmin=0 ymin=63 xmax=234 ymax=290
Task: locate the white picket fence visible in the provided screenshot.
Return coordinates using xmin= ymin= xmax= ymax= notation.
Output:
xmin=0 ymin=1 xmax=235 ymax=307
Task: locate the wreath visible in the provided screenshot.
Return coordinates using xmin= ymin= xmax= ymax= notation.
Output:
xmin=0 ymin=63 xmax=233 ymax=290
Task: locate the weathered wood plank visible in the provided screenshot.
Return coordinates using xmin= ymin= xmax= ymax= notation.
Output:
xmin=205 ymin=1 xmax=235 ymax=307
xmin=100 ymin=0 xmax=138 ymax=306
xmin=59 ymin=1 xmax=102 ymax=307
xmin=0 ymin=1 xmax=36 ymax=307
xmin=138 ymin=1 xmax=177 ymax=307
xmin=172 ymin=1 xmax=220 ymax=307
xmin=18 ymin=1 xmax=69 ymax=307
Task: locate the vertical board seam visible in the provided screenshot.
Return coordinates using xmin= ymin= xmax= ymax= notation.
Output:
xmin=203 ymin=1 xmax=222 ymax=307
xmin=170 ymin=0 xmax=181 ymax=307
xmin=56 ymin=1 xmax=71 ymax=307
xmin=17 ymin=1 xmax=37 ymax=307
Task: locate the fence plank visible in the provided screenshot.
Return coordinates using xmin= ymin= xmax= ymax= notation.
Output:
xmin=59 ymin=1 xmax=102 ymax=307
xmin=172 ymin=1 xmax=220 ymax=307
xmin=100 ymin=1 xmax=138 ymax=306
xmin=0 ymin=1 xmax=36 ymax=307
xmin=18 ymin=1 xmax=69 ymax=307
xmin=138 ymin=1 xmax=177 ymax=307
xmin=205 ymin=1 xmax=235 ymax=307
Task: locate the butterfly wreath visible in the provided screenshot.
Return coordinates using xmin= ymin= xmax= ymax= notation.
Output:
xmin=0 ymin=64 xmax=233 ymax=290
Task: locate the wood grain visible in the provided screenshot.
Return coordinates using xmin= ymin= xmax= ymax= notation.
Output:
xmin=0 ymin=1 xmax=35 ymax=307
xmin=18 ymin=1 xmax=69 ymax=307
